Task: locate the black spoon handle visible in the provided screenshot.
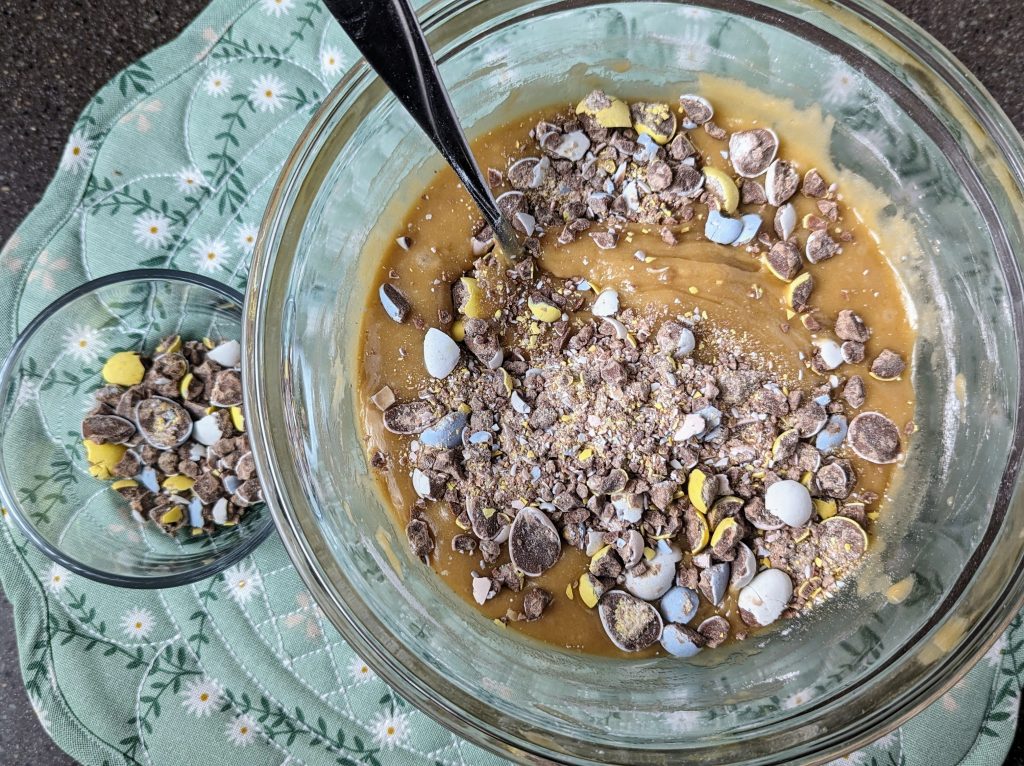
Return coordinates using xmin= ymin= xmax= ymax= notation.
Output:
xmin=322 ymin=0 xmax=523 ymax=258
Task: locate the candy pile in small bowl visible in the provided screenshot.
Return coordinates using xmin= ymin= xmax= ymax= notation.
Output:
xmin=0 ymin=270 xmax=273 ymax=587
xmin=82 ymin=334 xmax=263 ymax=537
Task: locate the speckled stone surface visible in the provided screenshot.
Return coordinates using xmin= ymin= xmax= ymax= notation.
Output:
xmin=0 ymin=1 xmax=1022 ymax=764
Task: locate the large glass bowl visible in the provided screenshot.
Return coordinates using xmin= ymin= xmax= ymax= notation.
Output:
xmin=245 ymin=1 xmax=1024 ymax=762
xmin=0 ymin=270 xmax=274 ymax=588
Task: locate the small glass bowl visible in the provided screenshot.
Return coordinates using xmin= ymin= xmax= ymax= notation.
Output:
xmin=0 ymin=269 xmax=273 ymax=588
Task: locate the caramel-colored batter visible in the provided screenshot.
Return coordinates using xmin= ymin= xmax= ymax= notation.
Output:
xmin=357 ymin=96 xmax=916 ymax=656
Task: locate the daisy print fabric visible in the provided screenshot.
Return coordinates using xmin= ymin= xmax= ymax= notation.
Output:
xmin=0 ymin=2 xmax=1021 ymax=766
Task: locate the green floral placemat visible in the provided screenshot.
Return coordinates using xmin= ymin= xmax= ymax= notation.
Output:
xmin=0 ymin=1 xmax=1021 ymax=764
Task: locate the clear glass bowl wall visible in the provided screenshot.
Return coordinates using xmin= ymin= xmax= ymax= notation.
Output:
xmin=246 ymin=0 xmax=1024 ymax=763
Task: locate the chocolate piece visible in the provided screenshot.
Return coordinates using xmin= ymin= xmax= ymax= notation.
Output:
xmin=791 ymin=402 xmax=828 ymax=437
xmin=135 ymin=397 xmax=193 ymax=449
xmin=703 ymin=121 xmax=727 ymax=140
xmin=451 ymin=534 xmax=477 ymax=554
xmin=382 ymin=400 xmax=439 ymax=434
xmin=113 ymin=450 xmax=142 ymax=478
xmin=209 ymin=369 xmax=243 ymax=407
xmin=841 ymin=340 xmax=865 ymax=364
xmin=818 ymin=517 xmax=867 ymax=567
xmin=598 ymin=590 xmax=663 ymax=652
xmin=805 ymin=230 xmax=840 ymax=264
xmin=801 ymin=169 xmax=827 ymax=198
xmin=82 ymin=414 xmax=136 ymax=445
xmin=834 ymin=309 xmax=870 ymax=342
xmin=589 ymin=229 xmax=618 ymax=250
xmin=522 ymin=587 xmax=552 ymax=621
xmin=646 ymin=160 xmax=673 ymax=191
xmin=848 ymin=412 xmax=901 ymax=464
xmin=729 ymin=128 xmax=778 ymax=178
xmin=816 ymin=459 xmax=856 ymax=499
xmin=406 ymin=518 xmax=434 ymax=558
xmin=740 ymin=179 xmax=767 ymax=206
xmin=679 ymin=94 xmax=713 ymax=126
xmin=697 ymin=615 xmax=730 ymax=648
xmin=462 ymin=318 xmax=504 ymax=370
xmin=235 ymin=452 xmax=256 ymax=481
xmin=843 ymin=375 xmax=866 ymax=408
xmin=766 ymin=160 xmax=800 ymax=206
xmin=508 ymin=507 xmax=561 ymax=576
xmin=869 ymin=349 xmax=906 ymax=380
xmin=765 ymin=239 xmax=802 ymax=280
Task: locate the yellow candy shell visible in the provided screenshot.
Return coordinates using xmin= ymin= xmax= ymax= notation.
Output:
xmin=575 ymin=93 xmax=632 ymax=129
xmin=101 ymin=351 xmax=145 ymax=387
xmin=710 ymin=516 xmax=738 ymax=549
xmin=230 ymin=406 xmax=245 ymax=432
xmin=702 ymin=168 xmax=739 ymax=214
xmin=456 ymin=277 xmax=486 ymax=319
xmin=162 ymin=474 xmax=195 ymax=492
xmin=687 ymin=468 xmax=710 ymax=513
xmin=528 ymin=297 xmax=561 ymax=323
xmin=159 ymin=506 xmax=184 ymax=525
xmin=578 ymin=573 xmax=601 ymax=608
xmin=83 ymin=439 xmax=126 ymax=480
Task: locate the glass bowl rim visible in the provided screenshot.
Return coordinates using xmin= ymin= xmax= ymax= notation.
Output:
xmin=0 ymin=268 xmax=275 ymax=589
xmin=245 ymin=0 xmax=1024 ymax=762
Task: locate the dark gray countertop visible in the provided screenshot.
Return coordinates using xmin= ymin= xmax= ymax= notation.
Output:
xmin=1 ymin=1 xmax=1022 ymax=764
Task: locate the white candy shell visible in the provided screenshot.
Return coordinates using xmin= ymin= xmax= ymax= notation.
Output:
xmin=193 ymin=413 xmax=224 ymax=446
xmin=738 ymin=569 xmax=793 ymax=627
xmin=591 ymin=289 xmax=620 ymax=317
xmin=814 ymin=339 xmax=844 ymax=370
xmin=206 ymin=339 xmax=241 ymax=368
xmin=623 ymin=542 xmax=681 ymax=601
xmin=423 ymin=328 xmax=460 ymax=379
xmin=765 ymin=479 xmax=812 ymax=527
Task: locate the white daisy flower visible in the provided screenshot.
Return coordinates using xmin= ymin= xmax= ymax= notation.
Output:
xmin=661 ymin=709 xmax=700 ymax=732
xmin=29 ymin=692 xmax=51 ymax=733
xmin=825 ymin=753 xmax=868 ymax=766
xmin=176 ymin=166 xmax=208 ymax=195
xmin=675 ymin=28 xmax=714 ymax=71
xmin=234 ymin=223 xmax=259 ymax=254
xmin=781 ymin=687 xmax=815 ymax=710
xmin=121 ymin=607 xmax=155 ymax=639
xmin=822 ymin=63 xmax=861 ymax=106
xmin=226 ymin=713 xmax=259 ymax=746
xmin=223 ymin=562 xmax=263 ymax=606
xmin=1 ymin=232 xmax=21 ymax=258
xmin=321 ymin=47 xmax=345 ymax=77
xmin=348 ymin=655 xmax=377 ymax=685
xmin=180 ymin=677 xmax=223 ymax=717
xmin=261 ymin=0 xmax=295 ymax=17
xmin=60 ymin=130 xmax=95 ymax=173
xmin=192 ymin=236 xmax=229 ymax=273
xmin=46 ymin=564 xmax=70 ymax=594
xmin=250 ymin=74 xmax=286 ymax=113
xmin=204 ymin=70 xmax=233 ymax=97
xmin=62 ymin=324 xmax=104 ymax=364
xmin=132 ymin=212 xmax=173 ymax=249
xmin=982 ymin=634 xmax=1007 ymax=666
xmin=369 ymin=711 xmax=410 ymax=749
xmin=869 ymin=730 xmax=898 ymax=752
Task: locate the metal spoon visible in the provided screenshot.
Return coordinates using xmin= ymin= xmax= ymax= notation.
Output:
xmin=322 ymin=0 xmax=524 ymax=258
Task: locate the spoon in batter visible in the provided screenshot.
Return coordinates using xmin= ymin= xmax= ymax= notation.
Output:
xmin=322 ymin=0 xmax=525 ymax=259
